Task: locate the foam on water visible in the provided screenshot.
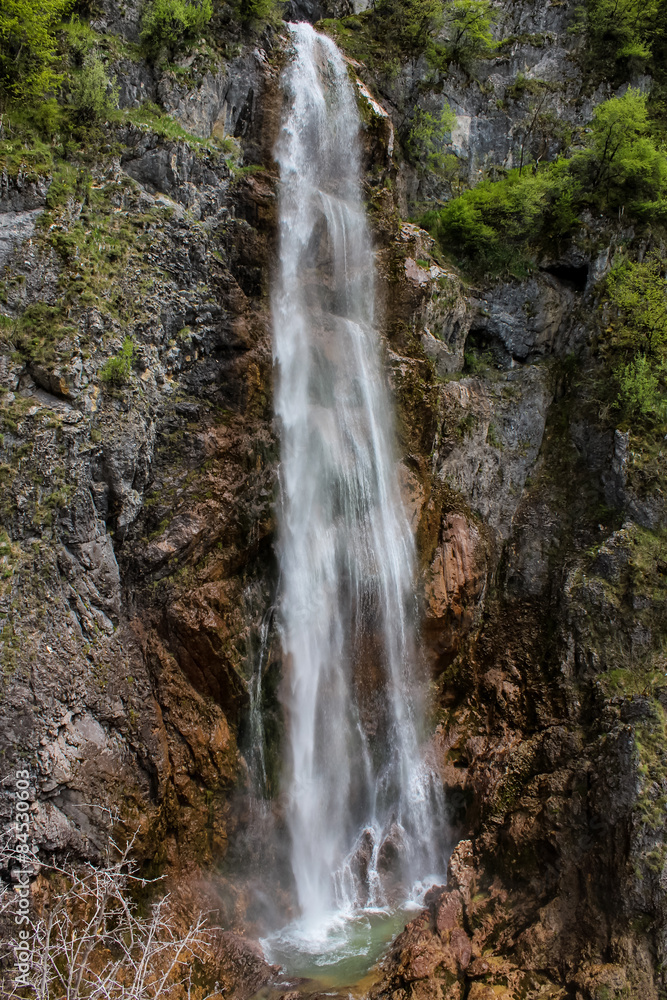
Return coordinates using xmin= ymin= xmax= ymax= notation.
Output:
xmin=269 ymin=20 xmax=446 ymax=965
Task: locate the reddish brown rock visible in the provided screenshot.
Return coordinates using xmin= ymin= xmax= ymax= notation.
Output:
xmin=424 ymin=514 xmax=487 ymax=666
xmin=435 ymin=889 xmax=463 ymax=936
xmin=447 ymin=840 xmax=475 ymax=904
xmin=449 ymin=928 xmax=472 ymax=970
xmin=466 ymin=958 xmax=491 ymax=978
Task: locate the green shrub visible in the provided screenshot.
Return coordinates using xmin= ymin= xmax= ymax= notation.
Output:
xmin=421 ymin=159 xmax=579 ymax=278
xmin=577 ymin=0 xmax=663 ymax=79
xmin=13 ymin=303 xmax=77 ymax=364
xmin=141 ymin=0 xmax=212 ymax=59
xmin=617 ymin=354 xmax=666 ymax=420
xmin=61 ymin=13 xmax=99 ymax=66
xmin=0 ymin=0 xmax=73 ymax=106
xmin=66 ymin=54 xmax=118 ymax=126
xmin=598 ymin=251 xmax=667 ymax=425
xmin=442 ymin=0 xmax=496 ymax=61
xmin=322 ymin=0 xmax=495 ymax=77
xmin=406 ymin=104 xmax=458 ymax=174
xmin=606 ymin=251 xmax=667 ymax=359
xmin=423 ymin=89 xmax=667 ymax=277
xmin=100 ymin=337 xmax=134 ymax=386
xmin=486 ymin=423 xmax=502 ymax=447
xmin=235 ymin=0 xmax=282 ymax=23
xmin=372 ymin=0 xmax=443 ymax=58
xmin=570 ymin=88 xmax=667 ymax=210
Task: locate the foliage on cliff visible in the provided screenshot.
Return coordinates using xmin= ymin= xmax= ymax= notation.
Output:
xmin=320 ymin=0 xmax=495 ymax=78
xmin=605 ymin=252 xmax=667 ymax=424
xmin=422 ymin=88 xmax=667 ymax=276
xmin=579 ymin=0 xmax=667 ymax=86
xmin=420 ymin=80 xmax=667 ymax=426
xmin=141 ymin=0 xmax=213 ymax=58
xmin=0 ymin=0 xmax=73 ymax=106
xmin=0 ymin=0 xmax=277 ymax=160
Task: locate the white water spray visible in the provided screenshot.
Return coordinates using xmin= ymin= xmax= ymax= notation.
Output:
xmin=271 ymin=23 xmax=444 ymax=949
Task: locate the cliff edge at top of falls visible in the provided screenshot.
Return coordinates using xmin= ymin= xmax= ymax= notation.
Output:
xmin=1 ymin=0 xmax=667 ymax=998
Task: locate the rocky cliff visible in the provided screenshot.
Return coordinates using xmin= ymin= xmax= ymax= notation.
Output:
xmin=1 ymin=0 xmax=666 ymax=998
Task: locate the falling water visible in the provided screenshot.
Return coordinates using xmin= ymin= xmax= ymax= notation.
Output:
xmin=268 ymin=22 xmax=444 ymax=964
xmin=247 ymin=608 xmax=273 ymax=795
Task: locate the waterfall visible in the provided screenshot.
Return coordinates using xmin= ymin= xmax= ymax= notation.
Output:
xmin=271 ymin=22 xmax=444 ymax=944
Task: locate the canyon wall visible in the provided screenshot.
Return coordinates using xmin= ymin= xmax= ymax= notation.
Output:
xmin=1 ymin=1 xmax=666 ymax=998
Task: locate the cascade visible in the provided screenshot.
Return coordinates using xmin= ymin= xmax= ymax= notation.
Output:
xmin=264 ymin=22 xmax=445 ymax=971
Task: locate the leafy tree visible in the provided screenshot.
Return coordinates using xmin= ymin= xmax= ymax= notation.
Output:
xmin=235 ymin=0 xmax=282 ymax=24
xmin=373 ymin=0 xmax=443 ymax=58
xmin=603 ymin=251 xmax=667 ymax=424
xmin=0 ymin=0 xmax=73 ymax=106
xmin=406 ymin=104 xmax=457 ymax=173
xmin=443 ymin=0 xmax=496 ymax=60
xmin=422 ymin=159 xmax=579 ymax=277
xmin=618 ymin=354 xmax=666 ymax=419
xmin=607 ymin=252 xmax=667 ymax=357
xmin=572 ymin=88 xmax=667 ymax=208
xmin=578 ymin=0 xmax=662 ymax=74
xmin=141 ymin=0 xmax=213 ymax=59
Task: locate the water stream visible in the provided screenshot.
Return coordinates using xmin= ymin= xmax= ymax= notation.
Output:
xmin=262 ymin=22 xmax=445 ymax=979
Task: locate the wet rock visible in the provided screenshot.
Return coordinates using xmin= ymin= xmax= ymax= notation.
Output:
xmin=425 ymin=514 xmax=487 ymax=620
xmin=210 ymin=931 xmax=279 ymax=1000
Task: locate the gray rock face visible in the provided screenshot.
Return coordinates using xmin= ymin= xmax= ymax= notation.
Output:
xmin=370 ymin=0 xmax=610 ymax=211
xmin=0 ymin=28 xmax=279 ymax=860
xmin=433 ymin=364 xmax=553 ymax=539
xmin=284 ymin=0 xmax=352 ymax=20
xmin=120 ymin=133 xmax=232 ymax=217
xmin=0 ymin=169 xmax=49 ymax=211
xmin=102 ymin=416 xmax=156 ymax=541
xmin=597 ymin=428 xmax=667 ymax=529
xmin=115 ymin=58 xmax=157 ymax=109
xmin=91 ymin=0 xmax=144 ymax=43
xmin=472 ymin=274 xmax=575 ymax=361
xmin=156 ymin=47 xmax=273 ymax=142
xmin=0 ymin=210 xmax=42 ymax=268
